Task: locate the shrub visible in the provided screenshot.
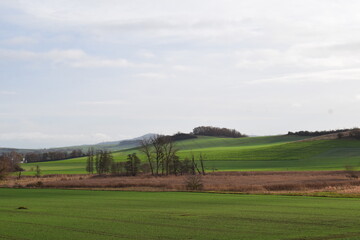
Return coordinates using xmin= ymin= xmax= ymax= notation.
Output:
xmin=26 ymin=181 xmax=44 ymax=188
xmin=185 ymin=175 xmax=203 ymax=190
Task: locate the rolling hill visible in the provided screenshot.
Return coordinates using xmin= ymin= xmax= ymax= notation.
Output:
xmin=22 ymin=134 xmax=360 ymax=175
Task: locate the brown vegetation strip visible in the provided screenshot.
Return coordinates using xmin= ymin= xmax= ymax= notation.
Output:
xmin=3 ymin=171 xmax=360 ymax=195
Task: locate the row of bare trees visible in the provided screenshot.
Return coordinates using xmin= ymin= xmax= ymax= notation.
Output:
xmin=85 ymin=135 xmax=207 ymax=177
xmin=86 ymin=149 xmax=114 ymax=174
xmin=86 ymin=149 xmax=144 ymax=176
xmin=140 ymin=135 xmax=177 ymax=176
xmin=140 ymin=135 xmax=206 ymax=176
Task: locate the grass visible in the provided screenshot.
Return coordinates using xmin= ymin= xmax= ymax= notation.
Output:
xmin=2 ymin=188 xmax=360 ymax=239
xmin=22 ymin=135 xmax=360 ymax=175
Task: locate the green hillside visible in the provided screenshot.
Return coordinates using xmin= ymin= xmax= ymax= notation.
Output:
xmin=22 ymin=135 xmax=360 ymax=175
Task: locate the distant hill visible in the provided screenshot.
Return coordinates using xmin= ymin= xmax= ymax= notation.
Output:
xmin=0 ymin=133 xmax=157 ymax=154
xmin=96 ymin=133 xmax=156 ymax=146
xmin=0 ymin=147 xmax=33 ymax=154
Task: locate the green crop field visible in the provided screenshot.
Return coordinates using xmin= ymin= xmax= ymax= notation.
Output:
xmin=22 ymin=135 xmax=360 ymax=175
xmin=1 ymin=189 xmax=360 ymax=240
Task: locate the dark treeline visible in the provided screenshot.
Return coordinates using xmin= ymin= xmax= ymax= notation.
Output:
xmin=25 ymin=149 xmax=85 ymax=163
xmin=192 ymin=126 xmax=247 ymax=138
xmin=170 ymin=132 xmax=197 ymax=141
xmin=288 ymin=128 xmax=355 ymax=137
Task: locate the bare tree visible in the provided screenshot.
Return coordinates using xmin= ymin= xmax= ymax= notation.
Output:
xmin=139 ymin=138 xmax=155 ymax=176
xmin=125 ymin=153 xmax=141 ymax=176
xmin=86 ymin=147 xmax=95 ymax=174
xmin=162 ymin=136 xmax=179 ymax=175
xmin=148 ymin=135 xmax=179 ymax=176
xmin=150 ymin=135 xmax=165 ymax=175
xmin=14 ymin=165 xmax=24 ymax=179
xmin=0 ymin=157 xmax=10 ymax=180
xmin=191 ymin=153 xmax=201 ymax=175
xmin=111 ymin=162 xmax=125 ymax=175
xmin=199 ymin=153 xmax=206 ymax=175
xmin=179 ymin=158 xmax=192 ymax=175
xmin=0 ymin=152 xmax=24 ymax=180
xmin=95 ymin=151 xmax=101 ymax=174
xmin=94 ymin=150 xmax=113 ymax=174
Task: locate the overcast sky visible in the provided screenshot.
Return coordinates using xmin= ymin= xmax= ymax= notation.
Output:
xmin=1 ymin=0 xmax=360 ymax=148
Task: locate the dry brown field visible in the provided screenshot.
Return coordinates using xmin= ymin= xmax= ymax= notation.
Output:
xmin=3 ymin=171 xmax=360 ymax=195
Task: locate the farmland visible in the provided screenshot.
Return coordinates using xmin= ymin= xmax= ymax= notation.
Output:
xmin=2 ymin=188 xmax=360 ymax=240
xmin=22 ymin=135 xmax=360 ymax=175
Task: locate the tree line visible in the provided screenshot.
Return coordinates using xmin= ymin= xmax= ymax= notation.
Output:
xmin=192 ymin=126 xmax=247 ymax=138
xmin=288 ymin=128 xmax=357 ymax=137
xmin=86 ymin=149 xmax=146 ymax=176
xmin=24 ymin=149 xmax=85 ymax=163
xmin=86 ymin=135 xmax=207 ymax=176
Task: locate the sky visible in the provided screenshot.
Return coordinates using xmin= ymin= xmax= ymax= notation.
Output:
xmin=1 ymin=0 xmax=360 ymax=148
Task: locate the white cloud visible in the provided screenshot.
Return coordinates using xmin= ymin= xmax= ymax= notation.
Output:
xmin=0 ymin=132 xmax=84 ymax=141
xmin=78 ymin=100 xmax=126 ymax=106
xmin=137 ymin=50 xmax=156 ymax=59
xmin=0 ymin=91 xmax=17 ymax=95
xmin=1 ymin=36 xmax=38 ymax=45
xmin=247 ymin=68 xmax=360 ymax=84
xmin=2 ymin=1 xmax=360 ymax=148
xmin=292 ymin=103 xmax=303 ymax=108
xmin=135 ymin=72 xmax=168 ymax=79
xmin=92 ymin=133 xmax=113 ymax=142
xmin=0 ymin=132 xmax=114 ymax=147
xmin=0 ymin=48 xmax=132 ymax=68
xmin=172 ymin=65 xmax=193 ymax=72
xmin=3 ymin=0 xmax=359 ymax=44
xmin=71 ymin=58 xmax=131 ymax=68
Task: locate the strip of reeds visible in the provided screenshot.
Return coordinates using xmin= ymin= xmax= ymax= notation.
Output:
xmin=3 ymin=171 xmax=360 ymax=194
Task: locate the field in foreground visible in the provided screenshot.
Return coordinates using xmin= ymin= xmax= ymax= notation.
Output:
xmin=1 ymin=189 xmax=360 ymax=240
xmin=22 ymin=135 xmax=360 ymax=175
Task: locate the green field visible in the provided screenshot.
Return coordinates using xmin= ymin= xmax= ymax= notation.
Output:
xmin=22 ymin=135 xmax=360 ymax=174
xmin=1 ymin=189 xmax=360 ymax=240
